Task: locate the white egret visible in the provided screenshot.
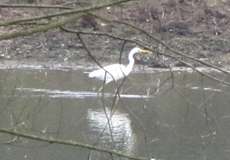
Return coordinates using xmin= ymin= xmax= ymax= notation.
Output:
xmin=88 ymin=47 xmax=151 ymax=84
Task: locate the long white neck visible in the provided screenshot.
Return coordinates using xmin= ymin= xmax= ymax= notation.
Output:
xmin=125 ymin=49 xmax=137 ymax=75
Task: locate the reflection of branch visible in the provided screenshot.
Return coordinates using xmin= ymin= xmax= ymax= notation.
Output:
xmin=0 ymin=128 xmax=147 ymax=160
xmin=0 ymin=0 xmax=134 ymax=27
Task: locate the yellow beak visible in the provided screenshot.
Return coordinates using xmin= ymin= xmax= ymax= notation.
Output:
xmin=140 ymin=49 xmax=152 ymax=54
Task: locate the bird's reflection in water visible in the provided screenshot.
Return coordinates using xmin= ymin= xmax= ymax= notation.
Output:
xmin=87 ymin=107 xmax=136 ymax=153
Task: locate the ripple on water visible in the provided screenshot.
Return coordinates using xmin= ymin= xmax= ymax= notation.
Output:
xmin=15 ymin=87 xmax=153 ymax=99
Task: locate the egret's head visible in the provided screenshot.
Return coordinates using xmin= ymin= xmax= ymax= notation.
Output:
xmin=128 ymin=47 xmax=152 ymax=63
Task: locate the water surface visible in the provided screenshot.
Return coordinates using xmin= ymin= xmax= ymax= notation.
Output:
xmin=0 ymin=63 xmax=230 ymax=160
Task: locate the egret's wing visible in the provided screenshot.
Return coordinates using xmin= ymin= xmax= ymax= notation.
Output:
xmin=89 ymin=64 xmax=127 ymax=83
xmin=104 ymin=64 xmax=127 ymax=82
xmin=104 ymin=64 xmax=126 ymax=76
xmin=88 ymin=68 xmax=105 ymax=79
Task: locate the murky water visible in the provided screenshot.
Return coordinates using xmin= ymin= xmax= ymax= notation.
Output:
xmin=0 ymin=64 xmax=230 ymax=160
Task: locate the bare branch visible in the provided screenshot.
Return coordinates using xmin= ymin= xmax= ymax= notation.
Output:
xmin=0 ymin=14 xmax=81 ymax=40
xmin=0 ymin=128 xmax=147 ymax=160
xmin=177 ymin=59 xmax=230 ymax=86
xmin=2 ymin=1 xmax=228 ymax=77
xmin=61 ymin=27 xmax=230 ymax=86
xmin=0 ymin=0 xmax=135 ymax=27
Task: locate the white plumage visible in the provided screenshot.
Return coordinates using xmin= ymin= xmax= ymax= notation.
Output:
xmin=89 ymin=64 xmax=129 ymax=84
xmin=88 ymin=47 xmax=151 ymax=84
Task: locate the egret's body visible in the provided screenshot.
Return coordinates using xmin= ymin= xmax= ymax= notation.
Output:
xmin=89 ymin=64 xmax=130 ymax=84
xmin=88 ymin=47 xmax=150 ymax=84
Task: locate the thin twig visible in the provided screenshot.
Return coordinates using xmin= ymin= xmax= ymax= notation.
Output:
xmin=164 ymin=52 xmax=230 ymax=86
xmin=0 ymin=4 xmax=71 ymax=9
xmin=119 ymin=41 xmax=127 ymax=64
xmin=74 ymin=30 xmax=120 ymax=85
xmin=76 ymin=33 xmax=104 ymax=69
xmin=91 ymin=14 xmax=230 ymax=75
xmin=118 ymin=23 xmax=230 ymax=75
xmin=60 ymin=27 xmax=148 ymax=49
xmin=178 ymin=59 xmax=230 ymax=86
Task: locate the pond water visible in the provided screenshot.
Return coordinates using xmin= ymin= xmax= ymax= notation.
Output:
xmin=0 ymin=63 xmax=230 ymax=160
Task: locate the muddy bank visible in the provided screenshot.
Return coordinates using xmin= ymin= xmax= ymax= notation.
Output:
xmin=1 ymin=0 xmax=230 ymax=68
xmin=1 ymin=29 xmax=230 ymax=69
